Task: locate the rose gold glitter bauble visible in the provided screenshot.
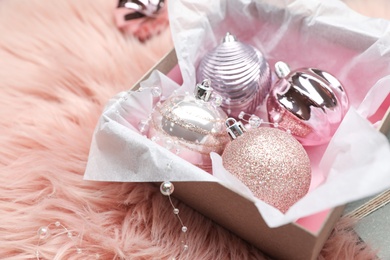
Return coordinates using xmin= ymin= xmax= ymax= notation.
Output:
xmin=222 ymin=125 xmax=311 ymax=213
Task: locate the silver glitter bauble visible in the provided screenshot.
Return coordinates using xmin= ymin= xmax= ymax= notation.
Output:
xmin=197 ymin=32 xmax=272 ymax=118
xmin=267 ymin=62 xmax=349 ymax=146
xmin=222 ymin=118 xmax=311 ymax=213
xmin=148 ymin=80 xmax=229 ymax=172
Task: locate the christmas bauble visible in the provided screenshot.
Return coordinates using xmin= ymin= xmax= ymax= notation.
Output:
xmin=197 ymin=32 xmax=271 ymax=118
xmin=115 ymin=0 xmax=167 ymax=41
xmin=222 ymin=118 xmax=311 ymax=213
xmin=267 ymin=62 xmax=349 ymax=146
xmin=148 ymin=80 xmax=229 ymax=172
xmin=117 ymin=0 xmax=165 ymax=18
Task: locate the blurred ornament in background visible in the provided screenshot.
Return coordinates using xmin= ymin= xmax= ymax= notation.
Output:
xmin=148 ymin=79 xmax=229 ymax=172
xmin=267 ymin=62 xmax=349 ymax=146
xmin=118 ymin=0 xmax=165 ymax=18
xmin=221 ymin=118 xmax=311 ymax=213
xmin=197 ymin=32 xmax=271 ymax=118
xmin=115 ymin=0 xmax=168 ymax=41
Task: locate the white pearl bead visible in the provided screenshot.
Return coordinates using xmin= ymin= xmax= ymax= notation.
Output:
xmin=249 ymin=115 xmax=262 ymax=128
xmin=151 ymin=87 xmax=162 ymax=97
xmin=138 ymin=119 xmax=150 ymax=134
xmin=213 ymin=95 xmax=223 ymax=107
xmin=160 ymin=181 xmax=174 ymax=196
xmin=151 ymin=136 xmax=159 ymax=142
xmin=164 ymin=139 xmax=174 ymax=150
xmin=174 ymin=147 xmax=181 ymax=155
xmin=37 ymin=226 xmax=50 ymax=239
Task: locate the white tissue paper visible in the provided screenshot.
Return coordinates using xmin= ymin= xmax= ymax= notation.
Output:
xmin=84 ymin=0 xmax=390 ymax=227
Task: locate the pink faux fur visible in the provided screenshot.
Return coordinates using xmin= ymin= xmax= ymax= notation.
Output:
xmin=0 ymin=0 xmax=380 ymax=259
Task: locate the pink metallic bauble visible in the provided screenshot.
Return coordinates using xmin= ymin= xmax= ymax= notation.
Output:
xmin=148 ymin=80 xmax=229 ymax=172
xmin=222 ymin=118 xmax=311 ymax=213
xmin=267 ymin=62 xmax=349 ymax=146
xmin=197 ymin=32 xmax=271 ymax=118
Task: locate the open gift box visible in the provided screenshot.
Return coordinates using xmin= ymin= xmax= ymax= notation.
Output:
xmin=85 ymin=0 xmax=390 ymax=259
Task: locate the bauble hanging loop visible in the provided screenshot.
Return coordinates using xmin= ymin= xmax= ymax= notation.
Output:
xmin=267 ymin=61 xmax=349 ymax=146
xmin=225 ymin=118 xmax=246 ymax=140
xmin=194 ymin=79 xmax=212 ymax=102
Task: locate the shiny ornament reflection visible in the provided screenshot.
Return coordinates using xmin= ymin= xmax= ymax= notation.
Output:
xmin=197 ymin=32 xmax=271 ymax=118
xmin=222 ymin=118 xmax=311 ymax=213
xmin=117 ymin=0 xmax=165 ymax=18
xmin=267 ymin=62 xmax=349 ymax=146
xmin=148 ymin=80 xmax=229 ymax=172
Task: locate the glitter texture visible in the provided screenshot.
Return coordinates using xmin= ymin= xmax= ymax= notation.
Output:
xmin=276 ymin=109 xmax=312 ymax=138
xmin=222 ymin=127 xmax=311 ymax=213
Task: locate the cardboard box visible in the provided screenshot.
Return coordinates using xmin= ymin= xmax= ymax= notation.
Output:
xmin=131 ymin=49 xmax=346 ymax=260
xmin=110 ymin=2 xmax=390 ymax=258
xmin=379 ymin=107 xmax=390 ymax=137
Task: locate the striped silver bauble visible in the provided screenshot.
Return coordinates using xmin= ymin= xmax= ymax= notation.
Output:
xmin=197 ymin=32 xmax=271 ymax=118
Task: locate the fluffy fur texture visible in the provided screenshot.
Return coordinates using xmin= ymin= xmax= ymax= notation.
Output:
xmin=343 ymin=0 xmax=390 ymax=19
xmin=0 ymin=0 xmax=380 ymax=259
xmin=319 ymin=217 xmax=377 ymax=260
